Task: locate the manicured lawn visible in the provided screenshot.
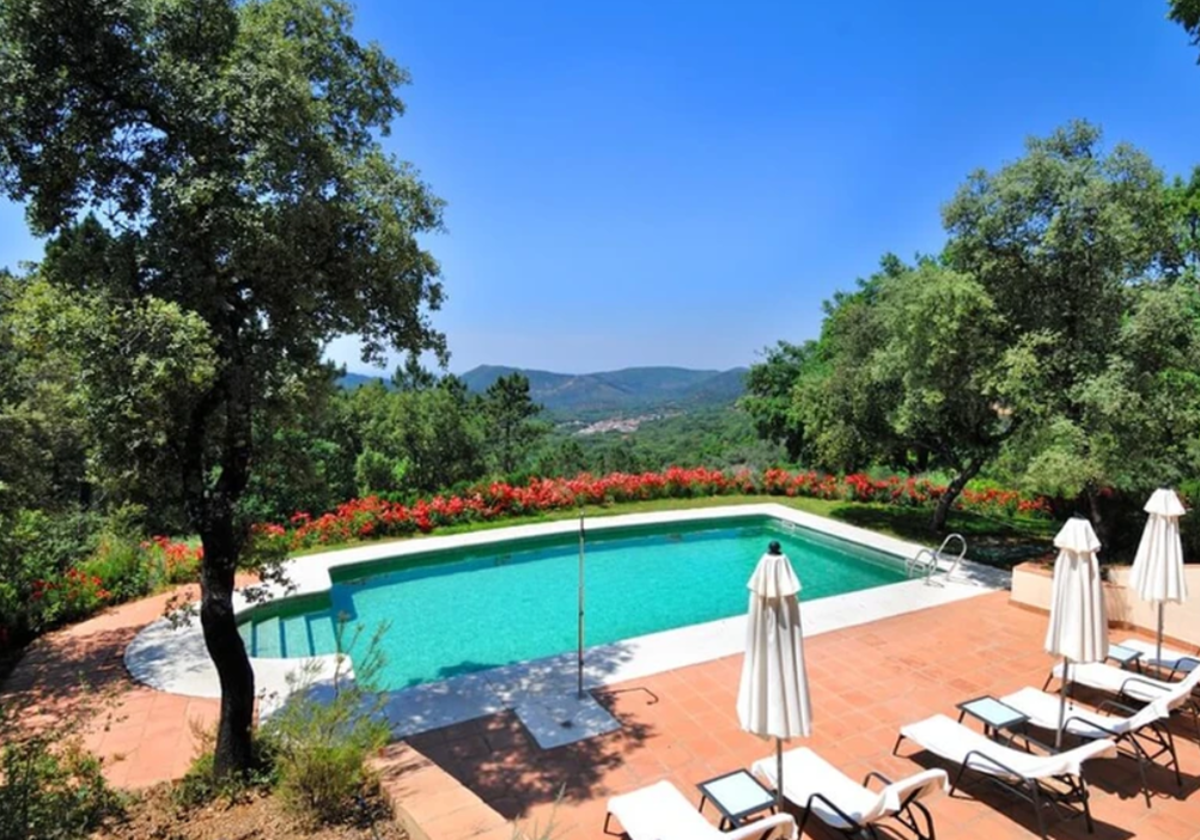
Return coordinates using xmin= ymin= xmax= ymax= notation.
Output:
xmin=292 ymin=495 xmax=1054 ymax=569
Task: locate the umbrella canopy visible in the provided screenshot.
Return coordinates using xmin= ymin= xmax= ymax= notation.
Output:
xmin=1044 ymin=517 xmax=1108 ymax=663
xmin=737 ymin=548 xmax=812 ymax=808
xmin=1045 ymin=517 xmax=1107 ymax=746
xmin=1130 ymin=488 xmax=1187 ymax=605
xmin=1129 ymin=488 xmax=1188 ymax=664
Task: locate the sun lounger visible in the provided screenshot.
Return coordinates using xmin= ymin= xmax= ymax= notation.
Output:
xmin=1047 ymin=660 xmax=1200 ymax=739
xmin=1117 ymin=639 xmax=1200 ymax=679
xmin=894 ymin=713 xmax=1116 ymax=839
xmin=1001 ymin=686 xmax=1180 ymax=806
xmin=751 ymin=747 xmax=946 ymax=839
xmin=604 ymin=779 xmax=796 ymax=840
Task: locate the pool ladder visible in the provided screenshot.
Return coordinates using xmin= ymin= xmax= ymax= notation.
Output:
xmin=906 ymin=534 xmax=967 ymax=585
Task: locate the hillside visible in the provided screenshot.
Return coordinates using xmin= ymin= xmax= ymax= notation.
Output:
xmin=337 ymin=371 xmax=392 ymax=390
xmin=459 ymin=364 xmax=747 ymax=418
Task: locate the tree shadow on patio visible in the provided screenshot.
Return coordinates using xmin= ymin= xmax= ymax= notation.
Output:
xmin=0 ymin=625 xmax=139 ymax=716
xmin=400 ymin=640 xmax=659 ymax=821
xmin=828 ymin=504 xmax=1053 ymax=570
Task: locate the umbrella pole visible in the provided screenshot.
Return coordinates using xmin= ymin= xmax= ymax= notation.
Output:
xmin=1056 ymin=656 xmax=1069 ymax=749
xmin=1157 ymin=603 xmax=1165 ymax=667
xmin=577 ymin=507 xmax=585 ymax=699
xmin=775 ymin=737 xmax=783 ymax=812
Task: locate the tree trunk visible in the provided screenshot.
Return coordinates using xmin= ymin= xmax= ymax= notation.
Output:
xmin=184 ymin=359 xmax=256 ymax=778
xmin=200 ymin=518 xmax=255 ymax=778
xmin=931 ymin=462 xmax=981 ymax=533
xmin=1084 ymin=484 xmax=1110 ymax=548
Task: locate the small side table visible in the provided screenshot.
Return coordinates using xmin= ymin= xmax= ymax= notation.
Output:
xmin=697 ymin=769 xmax=776 ymax=830
xmin=1107 ymin=643 xmax=1143 ymax=670
xmin=957 ymin=695 xmax=1030 ymax=742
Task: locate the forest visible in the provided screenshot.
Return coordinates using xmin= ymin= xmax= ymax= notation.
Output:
xmin=743 ymin=121 xmax=1200 ymax=557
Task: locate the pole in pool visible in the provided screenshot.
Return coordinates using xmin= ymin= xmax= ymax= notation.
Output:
xmin=578 ymin=504 xmax=586 ymax=699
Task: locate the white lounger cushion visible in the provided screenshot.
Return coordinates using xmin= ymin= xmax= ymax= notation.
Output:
xmin=1001 ymin=686 xmax=1169 ymax=739
xmin=1052 ymin=660 xmax=1200 ymax=708
xmin=1118 ymin=639 xmax=1200 ymax=673
xmin=606 ymin=780 xmax=797 ymax=840
xmin=752 ymin=747 xmax=946 ymax=830
xmin=900 ymin=714 xmax=1116 ymax=780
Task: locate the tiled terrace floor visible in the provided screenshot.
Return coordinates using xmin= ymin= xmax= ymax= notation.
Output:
xmin=7 ymin=584 xmax=1200 ymax=839
xmin=0 ymin=584 xmax=229 ymax=788
xmin=406 ymin=592 xmax=1200 ymax=840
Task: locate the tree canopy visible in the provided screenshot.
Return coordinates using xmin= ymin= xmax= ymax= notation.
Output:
xmin=746 ymin=121 xmax=1200 ymax=535
xmin=0 ymin=0 xmax=446 ymax=775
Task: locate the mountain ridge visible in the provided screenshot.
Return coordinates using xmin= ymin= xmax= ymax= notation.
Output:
xmin=338 ymin=364 xmax=747 ymax=418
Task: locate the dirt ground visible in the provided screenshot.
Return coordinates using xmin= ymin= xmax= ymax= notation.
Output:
xmin=93 ymin=785 xmax=408 ymax=840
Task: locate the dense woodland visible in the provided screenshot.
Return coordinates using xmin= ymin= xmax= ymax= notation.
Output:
xmin=741 ymin=121 xmax=1200 ymax=553
xmin=2 ymin=0 xmax=1200 ymax=781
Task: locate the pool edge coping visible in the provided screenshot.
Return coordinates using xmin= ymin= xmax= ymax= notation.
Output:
xmin=124 ymin=503 xmax=1009 ymax=709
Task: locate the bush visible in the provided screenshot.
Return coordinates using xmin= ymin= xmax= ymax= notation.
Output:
xmin=0 ymin=508 xmax=112 ymax=649
xmin=259 ymin=623 xmax=391 ymax=826
xmin=79 ymin=534 xmax=148 ymax=603
xmin=173 ymin=722 xmax=276 ymax=809
xmin=0 ymin=706 xmax=124 ymax=839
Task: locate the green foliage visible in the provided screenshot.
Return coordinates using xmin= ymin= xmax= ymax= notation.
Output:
xmin=0 ymin=508 xmax=106 ymax=646
xmin=751 ymin=122 xmax=1196 ymax=534
xmin=1171 ymin=0 xmax=1200 ymax=60
xmin=0 ymin=0 xmax=450 ymax=771
xmin=483 ymin=373 xmax=548 ymax=475
xmin=0 ymin=707 xmax=124 ymax=840
xmin=741 ymin=341 xmax=817 ymax=462
xmin=238 ymin=367 xmax=358 ymax=526
xmin=0 ymin=276 xmax=91 ymax=518
xmin=173 ymin=723 xmax=276 ymax=810
xmin=342 ymin=376 xmax=487 ymax=496
xmin=354 ymin=448 xmax=410 ymax=496
xmin=790 ymin=255 xmax=910 ymax=474
xmin=259 ymin=624 xmax=391 ymax=826
xmin=10 ymin=275 xmax=218 ymax=510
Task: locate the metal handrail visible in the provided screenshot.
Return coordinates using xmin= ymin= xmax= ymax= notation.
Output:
xmin=905 ymin=533 xmax=967 ymax=584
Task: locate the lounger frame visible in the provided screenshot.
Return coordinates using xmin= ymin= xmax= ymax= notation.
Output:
xmin=1058 ymin=697 xmax=1182 ymax=808
xmin=1044 ymin=668 xmax=1200 ymax=741
xmin=794 ymin=770 xmax=937 ymax=840
xmin=893 ymin=731 xmax=1094 ymax=840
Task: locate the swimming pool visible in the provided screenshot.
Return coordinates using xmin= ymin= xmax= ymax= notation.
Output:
xmin=237 ymin=515 xmax=906 ymax=689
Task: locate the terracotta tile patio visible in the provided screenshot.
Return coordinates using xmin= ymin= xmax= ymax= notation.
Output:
xmin=0 ymin=584 xmax=223 ymax=788
xmin=401 ymin=593 xmax=1200 ymax=840
xmin=7 ymin=585 xmax=1200 ymax=838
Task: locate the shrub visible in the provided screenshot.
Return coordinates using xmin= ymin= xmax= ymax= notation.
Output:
xmin=79 ymin=534 xmax=149 ymax=603
xmin=140 ymin=536 xmax=203 ymax=585
xmin=173 ymin=721 xmax=275 ymax=809
xmin=0 ymin=705 xmax=124 ymax=840
xmin=259 ymin=623 xmax=391 ymax=826
xmin=0 ymin=508 xmax=109 ymax=651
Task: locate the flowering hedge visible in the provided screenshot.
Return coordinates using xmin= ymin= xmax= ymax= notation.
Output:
xmin=1 ymin=467 xmax=1050 ymax=655
xmin=1 ymin=535 xmax=204 ymax=653
xmin=254 ymin=467 xmax=1051 ymax=551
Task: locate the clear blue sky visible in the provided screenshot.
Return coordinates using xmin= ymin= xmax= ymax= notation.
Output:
xmin=3 ymin=1 xmax=1200 ymax=375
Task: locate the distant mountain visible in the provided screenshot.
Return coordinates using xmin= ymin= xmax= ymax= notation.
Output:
xmin=459 ymin=364 xmax=747 ymax=418
xmin=337 ymin=371 xmax=392 ymax=390
xmin=335 ymin=364 xmax=749 ymax=418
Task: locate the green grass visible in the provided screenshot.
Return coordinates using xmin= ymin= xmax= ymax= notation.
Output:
xmin=290 ymin=495 xmax=1055 ymax=569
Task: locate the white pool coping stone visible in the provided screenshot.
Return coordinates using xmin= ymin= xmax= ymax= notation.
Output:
xmin=124 ymin=503 xmax=1009 ymax=745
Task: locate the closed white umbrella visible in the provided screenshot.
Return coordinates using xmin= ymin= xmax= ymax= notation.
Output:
xmin=1130 ymin=488 xmax=1188 ymax=666
xmin=737 ymin=542 xmax=812 ymax=810
xmin=1045 ymin=516 xmax=1108 ymax=746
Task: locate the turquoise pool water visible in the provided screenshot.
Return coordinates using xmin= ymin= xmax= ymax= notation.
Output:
xmin=237 ymin=516 xmax=905 ymax=689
